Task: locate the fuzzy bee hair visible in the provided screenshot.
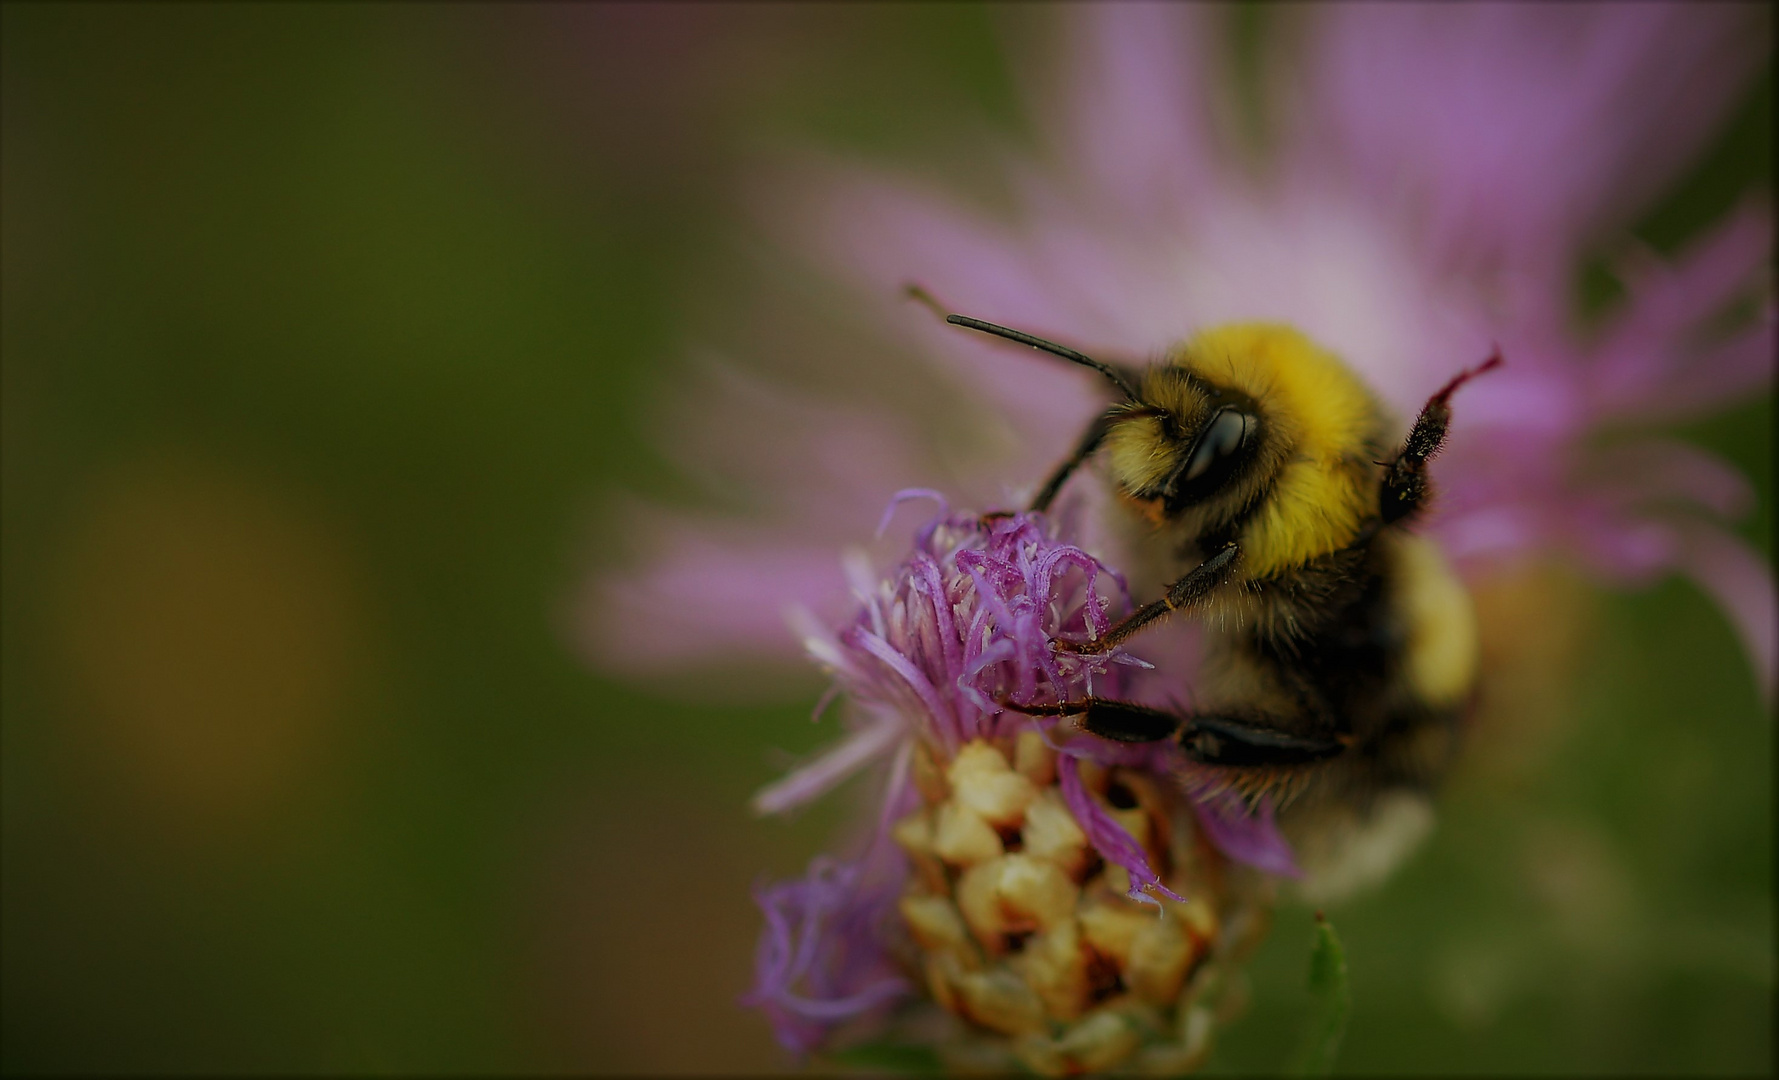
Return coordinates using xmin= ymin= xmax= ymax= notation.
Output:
xmin=917 ymin=293 xmax=1497 ymax=900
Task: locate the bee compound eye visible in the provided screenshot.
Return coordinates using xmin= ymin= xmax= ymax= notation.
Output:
xmin=1183 ymin=410 xmax=1251 ymax=483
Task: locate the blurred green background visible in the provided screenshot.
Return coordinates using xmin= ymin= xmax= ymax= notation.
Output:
xmin=1 ymin=4 xmax=1770 ymax=1074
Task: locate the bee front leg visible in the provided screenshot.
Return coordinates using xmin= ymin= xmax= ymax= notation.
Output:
xmin=1379 ymin=348 xmax=1502 ymax=524
xmin=1030 ymin=409 xmax=1117 ymax=513
xmin=1061 ymin=542 xmax=1240 ymax=655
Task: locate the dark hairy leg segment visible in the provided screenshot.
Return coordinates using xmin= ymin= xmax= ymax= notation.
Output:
xmin=1002 ymin=697 xmax=1348 ymax=767
xmin=1060 ymin=542 xmax=1240 ymax=655
xmin=1379 ymin=347 xmax=1502 ymax=524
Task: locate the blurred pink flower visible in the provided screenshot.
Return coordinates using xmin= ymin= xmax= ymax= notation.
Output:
xmin=586 ymin=2 xmax=1774 ymax=700
xmin=580 ymin=5 xmax=1772 ymax=1061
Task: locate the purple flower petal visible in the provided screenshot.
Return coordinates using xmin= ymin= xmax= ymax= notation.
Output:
xmin=1584 ymin=439 xmax=1755 ymax=521
xmin=741 ymin=854 xmax=913 ymax=1055
xmin=1035 ymin=2 xmax=1228 ymax=226
xmin=1295 ymin=2 xmax=1766 ymax=270
xmin=1190 ymin=788 xmax=1302 ymax=879
xmin=876 ymin=487 xmax=949 ymax=543
xmin=587 ymin=530 xmax=849 ymax=673
xmin=850 ymin=627 xmax=959 ymax=750
xmin=1058 ymin=752 xmax=1186 ymax=907
xmin=1590 ymin=202 xmax=1776 ymax=421
xmin=751 ymin=717 xmax=906 ymax=818
xmin=1671 ymin=521 xmax=1778 ymax=703
xmin=778 ymin=163 xmax=1151 ymax=427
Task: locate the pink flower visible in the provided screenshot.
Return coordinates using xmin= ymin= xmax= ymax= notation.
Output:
xmin=753 ymin=496 xmax=1182 ymax=883
xmin=741 ymin=501 xmax=1289 ymax=1058
xmin=585 ymin=3 xmax=1773 ymax=699
xmin=742 ymin=854 xmax=910 ymax=1056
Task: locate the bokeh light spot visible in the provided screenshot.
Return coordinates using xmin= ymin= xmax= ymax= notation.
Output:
xmin=49 ymin=448 xmax=363 ymax=831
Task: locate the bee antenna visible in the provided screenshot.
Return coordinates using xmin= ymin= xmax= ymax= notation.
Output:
xmin=903 ymin=283 xmax=1138 ymax=400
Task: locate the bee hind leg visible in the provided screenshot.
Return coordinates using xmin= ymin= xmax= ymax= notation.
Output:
xmin=1179 ymin=714 xmax=1348 ymax=768
xmin=1000 ymin=697 xmax=1346 ymax=768
xmin=1001 ymin=697 xmax=1183 ymax=743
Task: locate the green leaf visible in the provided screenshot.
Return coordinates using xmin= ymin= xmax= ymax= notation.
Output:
xmin=1288 ymin=912 xmax=1352 ymax=1076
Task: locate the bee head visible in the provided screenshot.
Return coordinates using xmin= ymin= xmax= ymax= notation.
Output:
xmin=915 ymin=299 xmax=1386 ymax=579
xmin=1103 ymin=325 xmax=1385 ymax=571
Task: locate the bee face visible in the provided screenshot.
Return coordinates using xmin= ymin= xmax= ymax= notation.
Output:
xmin=1097 ymin=326 xmax=1391 ymax=579
xmin=1104 ymin=367 xmax=1269 ymax=535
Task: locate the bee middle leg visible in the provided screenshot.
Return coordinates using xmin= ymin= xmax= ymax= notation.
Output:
xmin=1006 ymin=697 xmax=1347 ymax=767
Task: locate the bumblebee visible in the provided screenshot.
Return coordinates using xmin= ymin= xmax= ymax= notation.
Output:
xmin=917 ymin=291 xmax=1498 ymax=899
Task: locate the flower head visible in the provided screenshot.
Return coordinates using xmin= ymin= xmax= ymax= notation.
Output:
xmin=743 ymin=497 xmax=1287 ymax=1069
